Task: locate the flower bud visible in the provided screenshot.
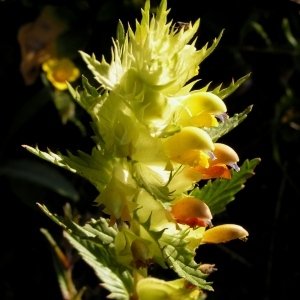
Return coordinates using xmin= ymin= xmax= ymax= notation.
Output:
xmin=163 ymin=127 xmax=214 ymax=166
xmin=178 ymin=92 xmax=226 ymax=127
xmin=136 ymin=278 xmax=200 ymax=300
xmin=202 ymin=224 xmax=249 ymax=244
xmin=198 ymin=263 xmax=217 ymax=275
xmin=210 ymin=143 xmax=239 ymax=171
xmin=103 ymin=186 xmax=127 ymax=220
xmin=130 ymin=239 xmax=154 ymax=269
xmin=171 ymin=197 xmax=212 ymax=228
xmin=182 ymin=92 xmax=227 ymax=115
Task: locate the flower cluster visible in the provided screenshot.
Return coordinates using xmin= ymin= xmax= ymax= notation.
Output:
xmin=25 ymin=0 xmax=254 ymax=298
xmin=72 ymin=0 xmax=248 ymax=296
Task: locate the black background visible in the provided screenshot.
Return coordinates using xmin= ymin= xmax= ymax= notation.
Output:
xmin=0 ymin=0 xmax=299 ymax=299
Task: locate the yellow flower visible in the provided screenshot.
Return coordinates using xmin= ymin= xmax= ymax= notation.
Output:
xmin=136 ymin=277 xmax=201 ymax=300
xmin=42 ymin=58 xmax=80 ymax=90
xmin=178 ymin=92 xmax=227 ymax=128
xmin=163 ymin=126 xmax=214 ymax=167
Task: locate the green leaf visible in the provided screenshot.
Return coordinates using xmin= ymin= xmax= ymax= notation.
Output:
xmin=212 ymin=73 xmax=251 ymax=100
xmin=40 ymin=228 xmax=78 ymax=299
xmin=64 ymin=232 xmax=132 ymax=300
xmin=23 ymin=145 xmax=117 ymax=193
xmin=282 ymin=18 xmax=298 ymax=48
xmin=190 ymin=158 xmax=261 ymax=215
xmin=71 ymin=287 xmax=87 ymax=300
xmin=134 ymin=211 xmax=168 ymax=268
xmin=81 ymin=75 xmax=99 ymax=98
xmin=200 ymin=30 xmax=224 ymax=62
xmin=38 ymin=204 xmax=133 ymax=299
xmin=67 ymin=78 xmax=107 ymax=117
xmin=204 ymin=105 xmax=253 ymax=142
xmin=116 ymin=20 xmax=126 ymax=49
xmin=38 ymin=204 xmax=115 ymax=244
xmin=132 ymin=161 xmax=171 ymax=201
xmin=251 ymin=21 xmax=272 ymax=47
xmin=79 ymin=50 xmax=122 ymax=91
xmin=160 ymin=229 xmax=213 ymax=291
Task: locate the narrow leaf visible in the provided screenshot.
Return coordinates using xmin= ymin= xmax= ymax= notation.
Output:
xmin=213 ymin=73 xmax=251 ymax=100
xmin=23 ymin=145 xmax=117 ymax=193
xmin=204 ymin=105 xmax=253 ymax=142
xmin=251 ymin=21 xmax=272 ymax=46
xmin=116 ymin=20 xmax=126 ymax=49
xmin=282 ymin=18 xmax=298 ymax=48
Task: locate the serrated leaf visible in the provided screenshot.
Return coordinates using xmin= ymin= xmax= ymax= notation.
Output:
xmin=67 ymin=80 xmax=107 ymax=117
xmin=23 ymin=145 xmax=117 ymax=193
xmin=134 ymin=211 xmax=168 ymax=268
xmin=38 ymin=204 xmax=133 ymax=299
xmin=38 ymin=204 xmax=115 ymax=245
xmin=81 ymin=75 xmax=99 ymax=98
xmin=204 ymin=105 xmax=253 ymax=142
xmin=132 ymin=162 xmax=171 ymax=201
xmin=213 ymin=73 xmax=251 ymax=100
xmin=201 ymin=29 xmax=224 ymax=62
xmin=79 ymin=49 xmax=123 ymax=91
xmin=190 ymin=158 xmax=261 ymax=215
xmin=64 ymin=232 xmax=132 ymax=300
xmin=160 ymin=229 xmax=213 ymax=291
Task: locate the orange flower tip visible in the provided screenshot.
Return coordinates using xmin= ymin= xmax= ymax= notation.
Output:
xmin=216 ymin=113 xmax=228 ymax=122
xmin=183 ymin=280 xmax=198 ymax=290
xmin=177 ymin=217 xmax=211 ymax=229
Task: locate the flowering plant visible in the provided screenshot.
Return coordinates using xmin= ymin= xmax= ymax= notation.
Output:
xmin=24 ymin=0 xmax=260 ymax=299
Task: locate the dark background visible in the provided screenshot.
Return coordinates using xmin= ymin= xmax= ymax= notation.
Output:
xmin=1 ymin=0 xmax=300 ymax=299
